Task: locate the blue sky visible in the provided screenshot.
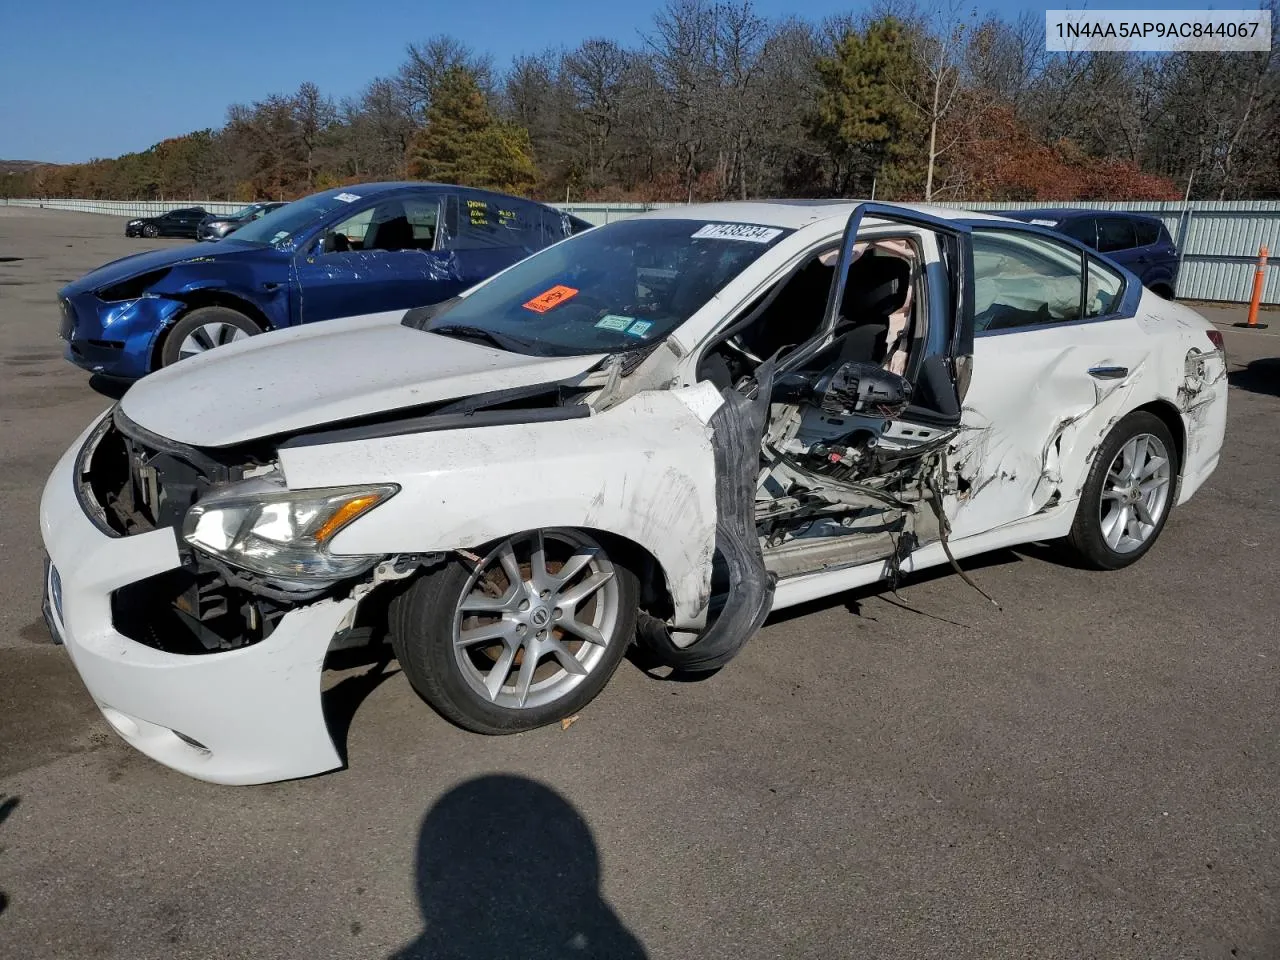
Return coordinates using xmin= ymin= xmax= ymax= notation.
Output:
xmin=0 ymin=0 xmax=1235 ymax=163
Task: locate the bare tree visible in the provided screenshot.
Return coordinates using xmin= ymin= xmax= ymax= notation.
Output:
xmin=645 ymin=0 xmax=720 ymax=201
xmin=964 ymin=11 xmax=1044 ymax=108
xmin=398 ymin=35 xmax=495 ymax=118
xmin=291 ymin=82 xmax=337 ymax=189
xmin=711 ymin=1 xmax=771 ymax=199
xmin=888 ymin=0 xmax=973 ymax=200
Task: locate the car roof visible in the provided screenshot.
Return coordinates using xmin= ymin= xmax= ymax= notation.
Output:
xmin=633 ymin=199 xmax=1015 ymax=231
xmin=329 ymin=182 xmax=559 ymax=207
xmin=1002 ymin=208 xmax=1163 ymax=224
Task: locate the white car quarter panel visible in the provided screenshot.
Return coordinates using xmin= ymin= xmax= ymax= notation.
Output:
xmin=40 ymin=421 xmax=353 ymax=785
xmin=951 ymin=295 xmax=1226 ymax=538
xmin=280 ymin=388 xmax=721 ymax=629
xmin=1144 ymin=293 xmax=1228 ymax=503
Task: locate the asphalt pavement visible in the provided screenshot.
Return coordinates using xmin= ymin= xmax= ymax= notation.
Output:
xmin=1 ymin=206 xmax=1278 ymax=959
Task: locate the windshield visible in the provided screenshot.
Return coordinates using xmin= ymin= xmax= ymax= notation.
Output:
xmin=415 ymin=218 xmax=792 ymax=356
xmin=225 ymin=204 xmax=261 ymax=219
xmin=230 ymin=189 xmax=365 ymax=246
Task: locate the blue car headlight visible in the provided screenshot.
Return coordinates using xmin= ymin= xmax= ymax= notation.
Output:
xmin=97 ymin=268 xmax=171 ymax=302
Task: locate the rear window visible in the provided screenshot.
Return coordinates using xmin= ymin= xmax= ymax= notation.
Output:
xmin=447 ymin=195 xmax=544 ymax=253
xmin=1061 ymin=218 xmax=1097 ymax=248
xmin=1098 ymin=218 xmax=1137 ymax=253
xmin=1134 ymin=220 xmax=1161 ymax=246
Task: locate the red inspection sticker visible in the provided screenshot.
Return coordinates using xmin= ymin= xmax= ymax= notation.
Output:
xmin=523 ymin=284 xmax=579 ymax=314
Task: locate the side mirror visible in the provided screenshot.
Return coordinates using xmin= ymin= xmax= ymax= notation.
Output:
xmin=819 ymin=361 xmax=912 ymax=418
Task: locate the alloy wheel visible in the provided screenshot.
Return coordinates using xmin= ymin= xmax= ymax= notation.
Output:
xmin=177 ymin=321 xmax=251 ymax=360
xmin=1100 ymin=432 xmax=1172 ymax=554
xmin=451 ymin=530 xmax=620 ymax=710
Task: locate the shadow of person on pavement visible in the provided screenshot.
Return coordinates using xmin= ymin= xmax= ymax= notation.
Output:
xmin=391 ymin=775 xmax=647 ymax=960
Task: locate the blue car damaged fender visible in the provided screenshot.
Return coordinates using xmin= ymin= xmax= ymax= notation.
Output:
xmin=59 ymin=242 xmax=296 ymax=379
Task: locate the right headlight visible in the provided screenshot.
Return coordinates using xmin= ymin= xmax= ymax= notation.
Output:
xmin=97 ymin=268 xmax=171 ymax=302
xmin=183 ymin=481 xmax=398 ymax=583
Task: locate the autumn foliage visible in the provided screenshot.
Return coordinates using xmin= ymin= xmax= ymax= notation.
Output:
xmin=950 ymin=106 xmax=1180 ymax=202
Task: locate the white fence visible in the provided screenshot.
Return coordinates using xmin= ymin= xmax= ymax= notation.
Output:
xmin=4 ymin=196 xmax=1276 ymax=304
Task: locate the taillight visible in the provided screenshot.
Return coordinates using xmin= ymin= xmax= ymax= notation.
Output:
xmin=1206 ymin=329 xmax=1225 ymax=353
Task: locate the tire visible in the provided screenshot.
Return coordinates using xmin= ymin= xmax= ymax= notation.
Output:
xmin=158 ymin=306 xmax=259 ymax=368
xmin=390 ymin=529 xmax=639 ymax=734
xmin=142 ymin=223 xmax=158 ymax=238
xmin=1149 ymin=283 xmax=1174 ymax=300
xmin=1066 ymin=411 xmax=1179 ymax=570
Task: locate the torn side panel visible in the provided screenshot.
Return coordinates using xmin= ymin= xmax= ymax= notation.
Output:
xmin=637 ymin=368 xmax=777 ymax=671
xmin=948 ymin=330 xmax=1149 ymax=538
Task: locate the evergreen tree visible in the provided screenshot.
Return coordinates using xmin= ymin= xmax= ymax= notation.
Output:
xmin=406 ymin=67 xmax=537 ymax=194
xmin=808 ymin=17 xmax=923 ymax=197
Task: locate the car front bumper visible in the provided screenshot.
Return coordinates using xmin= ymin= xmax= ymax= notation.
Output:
xmin=60 ymin=292 xmax=185 ymax=379
xmin=39 ymin=417 xmax=355 ymax=785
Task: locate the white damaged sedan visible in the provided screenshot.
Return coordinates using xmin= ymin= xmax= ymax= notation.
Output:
xmin=40 ymin=202 xmax=1228 ymax=784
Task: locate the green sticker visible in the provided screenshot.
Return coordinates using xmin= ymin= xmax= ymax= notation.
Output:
xmin=595 ymin=315 xmax=633 ymax=331
xmin=625 ymin=320 xmax=653 ymax=338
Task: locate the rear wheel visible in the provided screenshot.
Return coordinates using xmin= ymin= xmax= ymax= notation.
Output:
xmin=390 ymin=529 xmax=638 ymax=734
xmin=1066 ymin=411 xmax=1178 ymax=569
xmin=158 ymin=306 xmax=258 ymax=368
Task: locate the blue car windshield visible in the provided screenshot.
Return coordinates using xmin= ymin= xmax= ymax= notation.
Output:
xmin=230 ymin=190 xmax=362 ymax=246
xmin=417 ymin=218 xmax=792 ymax=357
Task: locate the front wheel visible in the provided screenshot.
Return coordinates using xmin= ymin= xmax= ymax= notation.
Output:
xmin=158 ymin=306 xmax=258 ymax=368
xmin=1066 ymin=411 xmax=1178 ymax=569
xmin=390 ymin=530 xmax=638 ymax=734
xmin=141 ymin=223 xmax=158 ymax=238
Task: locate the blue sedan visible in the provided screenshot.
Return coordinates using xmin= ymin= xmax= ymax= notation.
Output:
xmin=58 ymin=183 xmax=590 ymax=379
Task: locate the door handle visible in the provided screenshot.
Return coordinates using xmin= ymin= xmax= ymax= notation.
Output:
xmin=1088 ymin=365 xmax=1128 ymax=380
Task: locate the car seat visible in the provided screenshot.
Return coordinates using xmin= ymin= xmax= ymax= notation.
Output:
xmin=835 ymin=252 xmax=910 ymax=365
xmin=367 ymin=216 xmax=415 ymax=252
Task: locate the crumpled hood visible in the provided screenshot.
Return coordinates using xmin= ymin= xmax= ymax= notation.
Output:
xmin=60 ymin=240 xmax=263 ymax=297
xmin=119 ymin=311 xmax=607 ymax=448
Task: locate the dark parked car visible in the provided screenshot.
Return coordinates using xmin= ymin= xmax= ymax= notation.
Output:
xmin=124 ymin=207 xmax=208 ymax=239
xmin=197 ymin=202 xmax=289 ymax=241
xmin=1002 ymin=209 xmax=1180 ymax=298
xmin=60 ymin=182 xmax=593 ymax=379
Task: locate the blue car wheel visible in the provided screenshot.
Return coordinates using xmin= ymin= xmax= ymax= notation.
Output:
xmin=158 ymin=307 xmax=260 ymax=368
